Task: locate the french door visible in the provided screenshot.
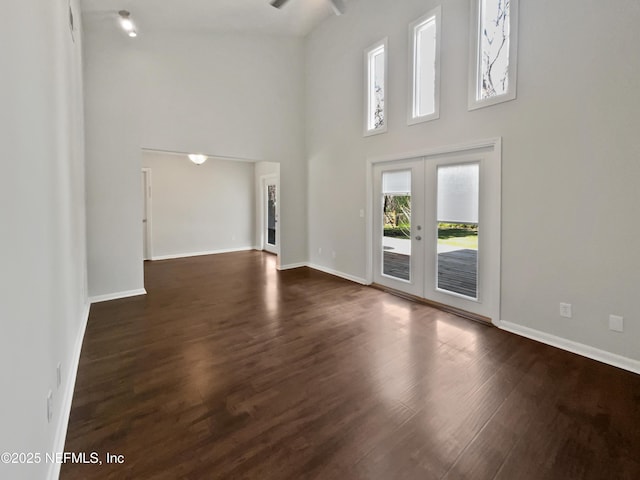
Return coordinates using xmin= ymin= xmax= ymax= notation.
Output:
xmin=263 ymin=176 xmax=279 ymax=255
xmin=372 ymin=146 xmax=500 ymax=321
xmin=373 ymin=160 xmax=425 ymax=297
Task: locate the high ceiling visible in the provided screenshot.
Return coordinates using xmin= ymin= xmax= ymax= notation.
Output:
xmin=80 ymin=0 xmax=338 ymax=37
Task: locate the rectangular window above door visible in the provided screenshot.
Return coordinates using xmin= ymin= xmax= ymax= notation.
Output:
xmin=468 ymin=0 xmax=519 ymax=110
xmin=408 ymin=6 xmax=441 ymax=125
xmin=364 ymin=38 xmax=388 ymax=136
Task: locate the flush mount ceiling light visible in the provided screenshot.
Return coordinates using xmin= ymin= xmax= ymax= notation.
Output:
xmin=118 ymin=10 xmax=138 ymax=37
xmin=188 ymin=154 xmax=208 ymax=165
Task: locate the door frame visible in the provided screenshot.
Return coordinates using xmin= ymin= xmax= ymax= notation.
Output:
xmin=141 ymin=168 xmax=152 ymax=261
xmin=366 ymin=137 xmax=502 ymax=324
xmin=260 ymin=174 xmax=280 ymax=255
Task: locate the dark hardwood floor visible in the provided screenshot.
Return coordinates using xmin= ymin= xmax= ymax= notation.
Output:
xmin=62 ymin=251 xmax=640 ymax=480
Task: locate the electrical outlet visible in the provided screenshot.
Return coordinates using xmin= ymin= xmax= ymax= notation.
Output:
xmin=609 ymin=315 xmax=624 ymax=332
xmin=56 ymin=363 xmax=62 ymax=389
xmin=359 ymin=209 xmax=365 ymax=218
xmin=332 ymin=250 xmax=336 ymax=259
xmin=560 ymin=303 xmax=572 ymax=318
xmin=47 ymin=391 xmax=53 ymax=423
xmin=318 ymin=248 xmax=322 ymax=255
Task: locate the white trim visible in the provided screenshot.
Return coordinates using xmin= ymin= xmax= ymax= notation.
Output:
xmin=46 ymin=303 xmax=90 ymax=480
xmin=408 ymin=6 xmax=441 ymax=125
xmin=141 ymin=147 xmax=260 ymax=164
xmin=308 ymin=263 xmax=368 ymax=285
xmin=278 ymin=262 xmax=308 ymax=271
xmin=468 ymin=0 xmax=519 ymax=111
xmin=277 ymin=261 xmax=368 ymax=285
xmin=89 ymin=288 xmax=147 ymax=304
xmin=366 ymin=137 xmax=501 ymax=165
xmin=151 ymin=247 xmax=256 ymax=261
xmin=364 ymin=37 xmax=388 ymax=136
xmin=498 ymin=320 xmax=640 ymax=375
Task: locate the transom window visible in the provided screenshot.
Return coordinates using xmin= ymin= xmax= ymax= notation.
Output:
xmin=408 ymin=7 xmax=441 ymax=124
xmin=364 ymin=38 xmax=388 ymax=136
xmin=469 ymin=0 xmax=519 ymax=110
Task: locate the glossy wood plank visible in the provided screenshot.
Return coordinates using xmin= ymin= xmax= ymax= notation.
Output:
xmin=62 ymin=251 xmax=640 ymax=480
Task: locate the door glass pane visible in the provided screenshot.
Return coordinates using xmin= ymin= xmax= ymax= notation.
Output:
xmin=437 ymin=164 xmax=479 ymax=298
xmin=267 ymin=185 xmax=276 ymax=246
xmin=382 ymin=170 xmax=411 ymax=281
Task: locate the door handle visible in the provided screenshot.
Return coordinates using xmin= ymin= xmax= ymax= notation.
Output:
xmin=415 ymin=235 xmax=422 ymax=241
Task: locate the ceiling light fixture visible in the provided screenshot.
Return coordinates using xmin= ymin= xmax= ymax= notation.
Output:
xmin=118 ymin=10 xmax=138 ymax=37
xmin=188 ymin=154 xmax=208 ymax=165
xmin=270 ymin=0 xmax=345 ymax=15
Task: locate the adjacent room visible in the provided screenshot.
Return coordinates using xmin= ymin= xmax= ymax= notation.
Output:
xmin=2 ymin=1 xmax=639 ymax=479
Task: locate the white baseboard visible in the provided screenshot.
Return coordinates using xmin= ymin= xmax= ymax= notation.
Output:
xmin=307 ymin=263 xmax=368 ymax=285
xmin=89 ymin=288 xmax=147 ymax=304
xmin=278 ymin=261 xmax=368 ymax=285
xmin=46 ymin=303 xmax=91 ymax=480
xmin=498 ymin=320 xmax=640 ymax=375
xmin=151 ymin=247 xmax=255 ymax=261
xmin=278 ymin=262 xmax=308 ymax=271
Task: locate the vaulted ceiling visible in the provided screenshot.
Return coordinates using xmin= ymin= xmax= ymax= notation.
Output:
xmin=80 ymin=0 xmax=339 ymax=37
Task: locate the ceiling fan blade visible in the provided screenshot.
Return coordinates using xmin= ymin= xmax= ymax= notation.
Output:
xmin=328 ymin=0 xmax=346 ymax=15
xmin=271 ymin=0 xmax=289 ymax=9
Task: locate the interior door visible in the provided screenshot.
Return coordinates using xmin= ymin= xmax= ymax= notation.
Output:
xmin=141 ymin=169 xmax=151 ymax=260
xmin=264 ymin=177 xmax=279 ymax=254
xmin=373 ymin=160 xmax=425 ymax=296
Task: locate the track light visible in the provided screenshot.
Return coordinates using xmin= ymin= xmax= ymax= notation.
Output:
xmin=118 ymin=10 xmax=138 ymax=37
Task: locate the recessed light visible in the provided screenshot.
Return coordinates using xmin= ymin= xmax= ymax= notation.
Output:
xmin=118 ymin=10 xmax=137 ymax=36
xmin=121 ymin=18 xmax=134 ymax=31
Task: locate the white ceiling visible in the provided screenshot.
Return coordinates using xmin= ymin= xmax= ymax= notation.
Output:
xmin=80 ymin=0 xmax=338 ymax=37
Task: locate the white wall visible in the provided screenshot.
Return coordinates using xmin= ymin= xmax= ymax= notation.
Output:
xmin=84 ymin=23 xmax=307 ymax=297
xmin=306 ymin=0 xmax=640 ymax=361
xmin=142 ymin=151 xmax=255 ymax=258
xmin=0 ymin=0 xmax=88 ymax=479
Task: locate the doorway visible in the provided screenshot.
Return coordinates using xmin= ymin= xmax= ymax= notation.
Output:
xmin=141 ymin=168 xmax=152 ymax=260
xmin=369 ymin=139 xmax=501 ymax=322
xmin=262 ymin=176 xmax=279 ymax=255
